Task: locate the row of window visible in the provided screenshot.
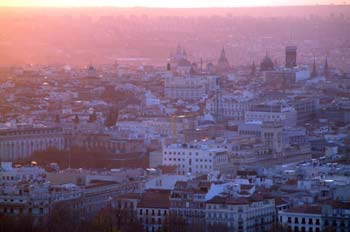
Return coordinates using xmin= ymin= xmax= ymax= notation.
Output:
xmin=139 ymin=209 xmax=167 ymax=216
xmin=164 ymin=158 xmax=212 ymax=163
xmin=287 ymin=217 xmax=320 ymax=225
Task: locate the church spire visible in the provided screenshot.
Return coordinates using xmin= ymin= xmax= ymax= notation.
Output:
xmin=311 ymin=57 xmax=317 ymax=78
xmin=251 ymin=61 xmax=256 ymax=77
xmin=324 ymin=56 xmax=329 ymax=78
xmin=220 ymin=47 xmax=226 ymax=60
xmin=216 ymin=46 xmax=231 ymax=73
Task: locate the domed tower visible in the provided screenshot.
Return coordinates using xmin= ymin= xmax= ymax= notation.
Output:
xmin=260 ymin=53 xmax=274 ymax=71
xmin=324 ymin=57 xmax=329 ymax=78
xmin=251 ymin=61 xmax=257 ymax=77
xmin=311 ymin=58 xmax=318 ymax=78
xmin=87 ymin=64 xmax=97 ymax=78
xmin=216 ymin=47 xmax=231 ymax=74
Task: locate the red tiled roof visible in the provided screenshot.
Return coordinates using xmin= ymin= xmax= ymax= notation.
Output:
xmin=138 ymin=189 xmax=171 ymax=209
xmin=275 ymin=197 xmax=289 ymax=206
xmin=159 ymin=165 xmax=177 ymax=174
xmin=239 ymin=191 xmax=250 ymax=195
xmin=286 ymin=179 xmax=298 ymax=185
xmin=241 ymin=184 xmax=254 ymax=190
xmin=85 ymin=180 xmax=119 ymax=189
xmin=207 ymin=196 xmax=251 ymax=205
xmin=236 ymin=170 xmax=257 ymax=176
xmin=115 ymin=193 xmax=141 ymax=200
xmin=285 ymin=205 xmax=322 ymax=215
xmin=321 ymin=200 xmax=350 ymax=209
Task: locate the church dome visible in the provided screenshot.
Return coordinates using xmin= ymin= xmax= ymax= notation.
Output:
xmin=260 ymin=54 xmax=274 ymax=71
xmin=177 ymin=58 xmax=191 ymax=67
xmin=216 ymin=47 xmax=231 ymax=73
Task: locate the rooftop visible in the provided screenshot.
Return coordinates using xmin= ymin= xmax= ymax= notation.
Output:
xmin=285 ymin=205 xmax=322 ymax=215
xmin=138 ymin=189 xmax=171 ymax=209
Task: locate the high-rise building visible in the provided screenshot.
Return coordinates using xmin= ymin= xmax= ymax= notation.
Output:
xmin=285 ymin=46 xmax=297 ymax=68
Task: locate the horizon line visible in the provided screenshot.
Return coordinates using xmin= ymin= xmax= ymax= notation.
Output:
xmin=0 ymin=3 xmax=349 ymax=9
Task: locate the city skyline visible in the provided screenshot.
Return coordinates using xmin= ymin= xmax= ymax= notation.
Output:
xmin=0 ymin=2 xmax=349 ymax=232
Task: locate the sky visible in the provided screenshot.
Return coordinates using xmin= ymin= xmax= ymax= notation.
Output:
xmin=0 ymin=0 xmax=347 ymax=7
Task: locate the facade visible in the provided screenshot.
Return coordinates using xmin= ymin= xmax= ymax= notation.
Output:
xmin=0 ymin=125 xmax=65 ymax=161
xmin=164 ymin=76 xmax=219 ymax=100
xmin=149 ymin=151 xmax=163 ymax=168
xmin=264 ymin=70 xmax=296 ymax=86
xmin=113 ymin=193 xmax=141 ymax=228
xmin=261 ymin=122 xmax=284 ymax=157
xmin=162 ymin=142 xmax=229 ymax=175
xmin=206 ymin=96 xmax=254 ymax=122
xmin=206 ymin=195 xmax=276 ymax=232
xmin=81 ymin=179 xmax=143 ymax=217
xmin=279 ymin=205 xmax=323 ymax=232
xmin=230 ymin=142 xmax=273 ymax=168
xmin=322 ymin=201 xmax=350 ymax=232
xmin=71 ymin=133 xmax=145 ymax=154
xmin=169 ymin=179 xmax=210 ymax=225
xmin=290 ymin=97 xmax=320 ymax=125
xmin=245 ymin=105 xmax=297 ymax=127
xmin=165 ymin=76 xmax=206 ymax=100
xmin=137 ymin=189 xmax=171 ymax=232
xmin=0 ymin=162 xmax=81 ymax=223
xmin=286 ymin=46 xmax=297 ymax=68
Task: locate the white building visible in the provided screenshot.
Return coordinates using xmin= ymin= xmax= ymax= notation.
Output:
xmin=162 ymin=141 xmax=229 ymax=175
xmin=245 ymin=105 xmax=297 ymax=127
xmin=164 ymin=76 xmax=219 ymax=100
xmin=206 ymin=95 xmax=255 ymax=122
xmin=0 ymin=162 xmax=81 ymax=219
xmin=0 ymin=124 xmax=65 ymax=161
xmin=279 ymin=205 xmax=323 ymax=232
xmin=206 ymin=195 xmax=276 ymax=232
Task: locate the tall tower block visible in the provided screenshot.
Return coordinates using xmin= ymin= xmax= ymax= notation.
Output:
xmin=285 ymin=46 xmax=297 ymax=68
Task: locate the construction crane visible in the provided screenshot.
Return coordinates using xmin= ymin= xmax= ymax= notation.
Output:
xmin=172 ymin=112 xmax=202 ymax=143
xmin=171 ymin=102 xmax=205 ymax=143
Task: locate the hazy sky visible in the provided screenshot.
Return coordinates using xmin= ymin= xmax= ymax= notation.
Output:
xmin=0 ymin=0 xmax=347 ymax=7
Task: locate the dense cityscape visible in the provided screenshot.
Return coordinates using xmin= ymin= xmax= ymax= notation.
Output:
xmin=0 ymin=3 xmax=350 ymax=232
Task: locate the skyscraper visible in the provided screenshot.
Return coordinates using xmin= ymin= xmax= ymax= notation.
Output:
xmin=285 ymin=46 xmax=297 ymax=68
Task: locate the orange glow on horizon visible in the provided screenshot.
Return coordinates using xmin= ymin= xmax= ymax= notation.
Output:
xmin=0 ymin=0 xmax=347 ymax=7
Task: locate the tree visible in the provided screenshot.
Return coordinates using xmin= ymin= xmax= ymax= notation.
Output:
xmin=0 ymin=214 xmax=37 ymax=232
xmin=105 ymin=108 xmax=118 ymax=127
xmin=73 ymin=114 xmax=80 ymax=125
xmin=163 ymin=214 xmax=188 ymax=232
xmin=55 ymin=114 xmax=60 ymax=123
xmin=88 ymin=111 xmax=97 ymax=123
xmin=88 ymin=206 xmax=142 ymax=232
xmin=207 ymin=222 xmax=229 ymax=232
xmin=44 ymin=202 xmax=81 ymax=232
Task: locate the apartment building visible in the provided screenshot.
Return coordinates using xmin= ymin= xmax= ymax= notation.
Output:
xmin=162 ymin=141 xmax=229 ymax=175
